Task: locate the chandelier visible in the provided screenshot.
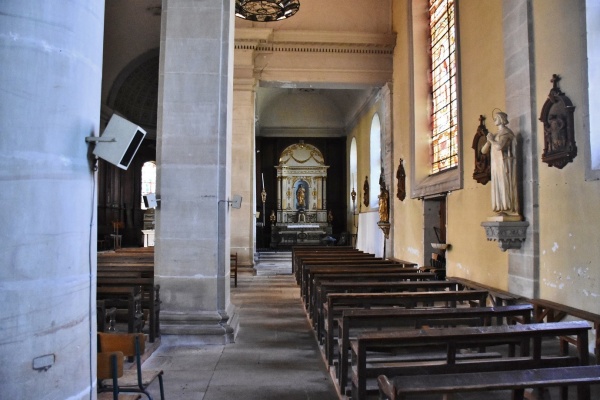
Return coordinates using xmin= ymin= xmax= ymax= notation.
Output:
xmin=235 ymin=0 xmax=300 ymax=22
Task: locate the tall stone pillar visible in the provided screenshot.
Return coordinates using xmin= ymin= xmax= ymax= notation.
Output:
xmin=0 ymin=1 xmax=105 ymax=398
xmin=232 ymin=78 xmax=256 ymax=267
xmin=503 ymin=0 xmax=540 ymax=299
xmin=156 ymin=0 xmax=237 ymax=343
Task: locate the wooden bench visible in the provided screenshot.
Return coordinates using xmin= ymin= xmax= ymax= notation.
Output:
xmin=335 ymin=304 xmax=533 ymax=393
xmin=97 ymin=286 xmax=144 ymax=336
xmin=298 ymin=256 xmax=383 ymax=287
xmin=97 ymin=277 xmax=161 ymax=342
xmin=97 ymin=264 xmax=154 ymax=279
xmin=309 ymin=272 xmax=437 ymax=323
xmin=529 ymin=297 xmax=600 ymax=363
xmin=293 ymin=248 xmax=367 ymax=280
xmin=350 ymin=320 xmax=591 ymax=400
xmin=312 ymin=280 xmax=459 ymax=335
xmin=307 ymin=268 xmax=432 ymax=317
xmin=302 ymin=263 xmax=420 ymax=309
xmin=230 ymin=253 xmax=238 ymax=288
xmin=448 ymin=276 xmax=524 ymax=307
xmin=377 ymin=365 xmax=600 ymax=400
xmin=292 ymin=246 xmax=360 ymax=272
xmin=322 ymin=290 xmax=489 ymax=367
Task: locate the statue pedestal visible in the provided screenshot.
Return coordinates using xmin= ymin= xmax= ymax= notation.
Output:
xmin=481 ymin=220 xmax=529 ymax=251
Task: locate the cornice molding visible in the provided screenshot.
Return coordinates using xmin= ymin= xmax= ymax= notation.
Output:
xmin=235 ymin=28 xmax=396 ymax=54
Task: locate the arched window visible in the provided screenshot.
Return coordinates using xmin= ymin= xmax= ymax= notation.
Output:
xmin=141 ymin=161 xmax=156 ymax=209
xmin=350 ymin=137 xmax=358 ymax=207
xmin=369 ymin=114 xmax=381 ymax=208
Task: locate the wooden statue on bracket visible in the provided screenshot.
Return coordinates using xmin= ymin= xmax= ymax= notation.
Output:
xmin=472 ymin=115 xmax=491 ymax=185
xmin=396 ymin=158 xmax=406 ymax=201
xmin=539 ymin=74 xmax=577 ymax=169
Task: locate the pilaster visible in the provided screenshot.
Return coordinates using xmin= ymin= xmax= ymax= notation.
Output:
xmin=502 ymin=0 xmax=540 ymax=299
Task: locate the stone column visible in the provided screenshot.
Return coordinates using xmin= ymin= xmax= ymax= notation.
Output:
xmin=0 ymin=1 xmax=105 ymax=398
xmin=155 ymin=0 xmax=237 ymax=343
xmin=232 ymin=78 xmax=256 ymax=267
xmin=503 ymin=0 xmax=540 ymax=299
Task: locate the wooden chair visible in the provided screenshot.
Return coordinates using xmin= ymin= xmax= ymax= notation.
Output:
xmin=97 ymin=351 xmax=142 ymax=400
xmin=230 ymin=253 xmax=238 ymax=287
xmin=97 ymin=332 xmax=165 ymax=400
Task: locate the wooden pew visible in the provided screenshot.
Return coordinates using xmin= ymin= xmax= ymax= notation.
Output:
xmin=322 ymin=290 xmax=489 ymax=367
xmin=529 ymin=298 xmax=600 ymax=363
xmin=292 ymin=247 xmax=365 ymax=279
xmin=312 ymin=279 xmax=458 ymax=334
xmin=377 ymin=365 xmax=600 ymax=400
xmin=97 ymin=264 xmax=154 ymax=279
xmin=301 ymin=262 xmax=417 ymax=308
xmin=97 ymin=277 xmax=161 ymax=342
xmin=230 ymin=253 xmax=238 ymax=288
xmin=292 ymin=245 xmax=359 ymax=272
xmin=350 ymin=320 xmax=591 ymax=400
xmin=97 ymin=286 xmax=144 ymax=336
xmin=335 ymin=304 xmax=533 ymax=394
xmin=448 ymin=276 xmax=524 ymax=307
xmin=297 ymin=254 xmax=380 ymax=285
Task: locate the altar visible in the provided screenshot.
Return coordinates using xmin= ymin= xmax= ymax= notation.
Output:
xmin=269 ymin=142 xmax=332 ymax=247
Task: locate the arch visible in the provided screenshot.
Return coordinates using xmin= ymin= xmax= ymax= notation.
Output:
xmin=350 ymin=137 xmax=358 ymax=205
xmin=141 ymin=161 xmax=157 ymax=210
xmin=107 ymin=49 xmax=160 ymax=130
xmin=369 ymin=114 xmax=381 ymax=208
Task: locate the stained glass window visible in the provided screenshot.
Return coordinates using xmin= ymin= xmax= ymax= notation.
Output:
xmin=430 ymin=0 xmax=458 ymax=174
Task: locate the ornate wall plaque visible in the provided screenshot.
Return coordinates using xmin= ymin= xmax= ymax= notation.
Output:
xmin=539 ymin=74 xmax=577 ymax=169
xmin=472 ymin=115 xmax=491 ymax=185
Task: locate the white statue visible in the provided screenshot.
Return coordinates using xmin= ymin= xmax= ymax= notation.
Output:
xmin=481 ymin=111 xmax=521 ymax=219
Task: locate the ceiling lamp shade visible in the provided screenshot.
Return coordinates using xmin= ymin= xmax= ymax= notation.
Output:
xmin=235 ymin=0 xmax=300 ymax=22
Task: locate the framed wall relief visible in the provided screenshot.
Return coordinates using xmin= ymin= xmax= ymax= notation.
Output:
xmin=539 ymin=74 xmax=577 ymax=169
xmin=472 ymin=115 xmax=491 ymax=185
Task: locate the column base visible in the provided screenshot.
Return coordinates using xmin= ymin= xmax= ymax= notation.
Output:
xmin=159 ymin=303 xmax=239 ymax=345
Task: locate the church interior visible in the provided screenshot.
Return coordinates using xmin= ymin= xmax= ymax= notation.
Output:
xmin=2 ymin=0 xmax=600 ymax=398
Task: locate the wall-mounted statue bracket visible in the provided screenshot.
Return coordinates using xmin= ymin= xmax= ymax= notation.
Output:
xmin=472 ymin=115 xmax=491 ymax=185
xmin=481 ymin=220 xmax=529 ymax=252
xmin=539 ymin=74 xmax=577 ymax=169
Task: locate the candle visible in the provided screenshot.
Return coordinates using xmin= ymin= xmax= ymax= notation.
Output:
xmin=352 ymin=173 xmax=355 ymax=188
xmin=261 ymin=173 xmax=264 ymax=190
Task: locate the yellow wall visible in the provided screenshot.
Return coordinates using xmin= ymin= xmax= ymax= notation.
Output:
xmin=534 ymin=0 xmax=600 ymax=309
xmin=391 ymin=0 xmax=425 ymax=265
xmin=390 ymin=0 xmax=600 ymax=311
xmin=446 ymin=0 xmax=509 ymax=288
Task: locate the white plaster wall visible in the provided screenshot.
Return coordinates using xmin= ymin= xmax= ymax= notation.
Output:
xmin=0 ymin=1 xmax=104 ymax=398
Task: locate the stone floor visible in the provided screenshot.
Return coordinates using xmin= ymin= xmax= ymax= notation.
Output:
xmin=138 ymin=252 xmax=599 ymax=400
xmin=142 ymin=252 xmax=340 ymax=400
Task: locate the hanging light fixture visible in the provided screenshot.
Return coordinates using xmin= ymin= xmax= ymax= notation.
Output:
xmin=235 ymin=0 xmax=300 ymax=22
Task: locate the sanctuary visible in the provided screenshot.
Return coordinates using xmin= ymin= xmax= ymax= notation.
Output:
xmin=270 ymin=142 xmax=332 ymax=247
